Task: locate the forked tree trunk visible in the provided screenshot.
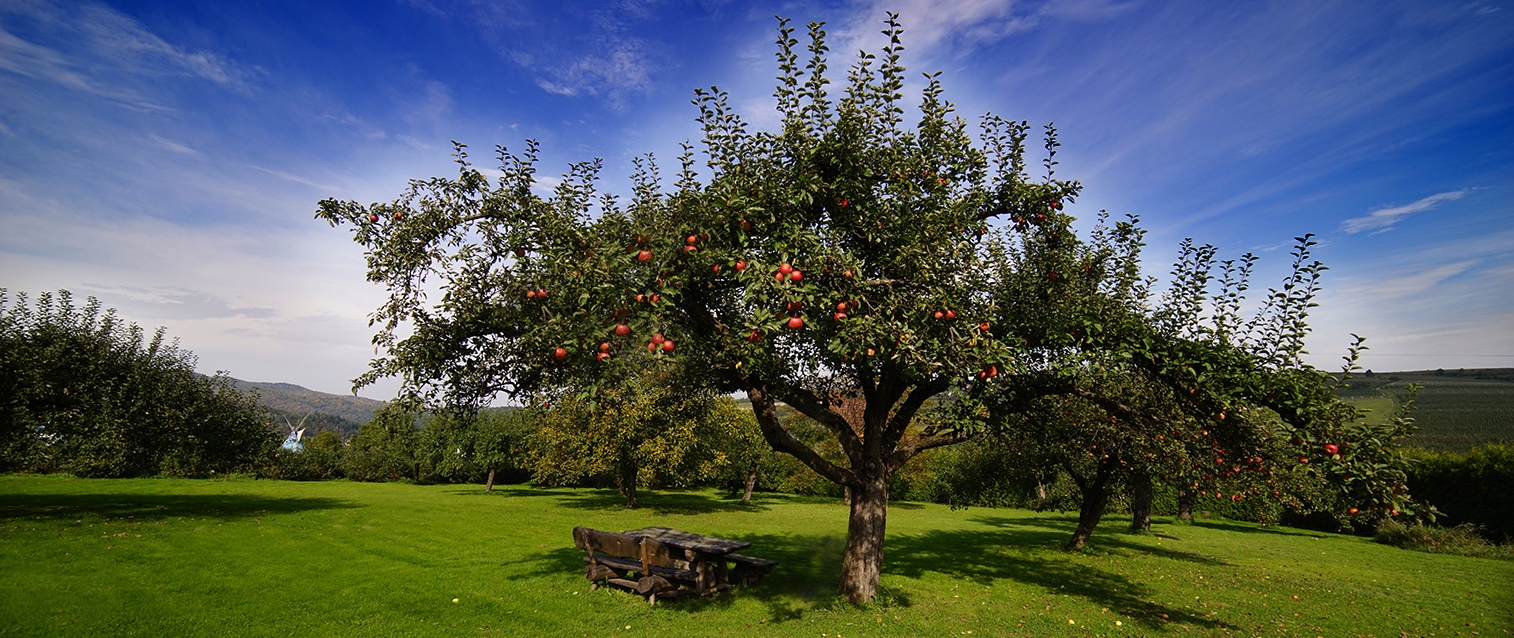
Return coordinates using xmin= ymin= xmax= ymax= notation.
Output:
xmin=1129 ymin=473 xmax=1153 ymax=532
xmin=837 ymin=475 xmax=889 ymax=604
xmin=1066 ymin=459 xmax=1117 ymax=549
xmin=741 ymin=463 xmax=758 ymax=503
xmin=485 ymin=467 xmax=496 ymax=492
xmin=1177 ymin=488 xmax=1195 ymax=521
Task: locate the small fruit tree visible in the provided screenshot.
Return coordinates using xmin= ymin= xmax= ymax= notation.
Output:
xmin=971 ymin=225 xmax=1428 ymax=548
xmin=319 ymin=15 xmax=1083 ymax=602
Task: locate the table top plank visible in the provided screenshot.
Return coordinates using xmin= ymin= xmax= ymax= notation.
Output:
xmin=622 ymin=527 xmax=751 ymax=555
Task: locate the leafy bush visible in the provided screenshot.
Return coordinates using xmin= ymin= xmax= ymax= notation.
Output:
xmin=1374 ymin=519 xmax=1513 ymax=559
xmin=0 ymin=290 xmax=277 ymax=477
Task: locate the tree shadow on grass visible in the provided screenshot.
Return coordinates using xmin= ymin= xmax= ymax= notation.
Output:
xmin=0 ymin=492 xmax=358 ymax=523
xmin=1187 ymin=518 xmax=1327 ymax=538
xmin=964 ymin=514 xmax=1231 ymax=567
xmin=509 ymin=520 xmax=1230 ymax=632
xmin=881 ymin=523 xmax=1233 ymax=632
xmin=544 ymin=488 xmax=775 ymax=515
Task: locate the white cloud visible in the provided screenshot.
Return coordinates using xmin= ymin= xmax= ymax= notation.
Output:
xmin=1340 ymin=190 xmax=1470 ymax=234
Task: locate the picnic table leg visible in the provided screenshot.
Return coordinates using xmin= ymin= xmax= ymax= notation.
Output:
xmin=695 ymin=554 xmax=711 ymax=594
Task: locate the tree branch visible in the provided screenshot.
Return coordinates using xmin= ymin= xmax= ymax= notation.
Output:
xmin=747 ymin=382 xmax=856 ymax=486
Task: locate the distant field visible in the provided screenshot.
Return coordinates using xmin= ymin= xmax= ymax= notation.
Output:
xmin=1337 ymin=370 xmax=1514 ymax=452
xmin=2 ymin=475 xmax=1511 ymax=637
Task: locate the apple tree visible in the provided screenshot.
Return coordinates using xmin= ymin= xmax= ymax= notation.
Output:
xmin=318 ymin=15 xmax=1092 ymax=602
xmin=968 ymin=223 xmax=1430 ymax=548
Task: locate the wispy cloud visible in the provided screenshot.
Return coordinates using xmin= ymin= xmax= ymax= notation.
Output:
xmin=149 ymin=134 xmax=202 ymax=157
xmin=0 ymin=0 xmax=254 ymax=114
xmin=1340 ymin=189 xmax=1470 ymax=234
xmin=838 ymin=0 xmax=1136 ymax=57
xmin=76 ymin=284 xmax=279 ymax=321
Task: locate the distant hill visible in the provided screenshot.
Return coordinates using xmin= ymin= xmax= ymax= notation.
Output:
xmin=232 ymin=379 xmax=386 ymax=436
xmin=1336 ymin=369 xmax=1514 ymax=452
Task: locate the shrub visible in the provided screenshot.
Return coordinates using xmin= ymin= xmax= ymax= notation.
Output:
xmin=1374 ymin=519 xmax=1513 ymax=559
xmin=1404 ymin=444 xmax=1514 ymax=542
xmin=1 ymin=290 xmax=277 ymax=477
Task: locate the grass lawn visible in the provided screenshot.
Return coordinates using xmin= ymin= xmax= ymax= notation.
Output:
xmin=2 ymin=475 xmax=1510 ymax=637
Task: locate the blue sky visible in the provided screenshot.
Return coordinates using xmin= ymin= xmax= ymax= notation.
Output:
xmin=2 ymin=0 xmax=1511 ymax=398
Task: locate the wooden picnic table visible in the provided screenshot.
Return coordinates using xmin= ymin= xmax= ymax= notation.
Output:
xmin=622 ymin=527 xmax=750 ymax=594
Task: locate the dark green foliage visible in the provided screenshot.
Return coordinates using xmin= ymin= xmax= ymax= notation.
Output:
xmin=0 ymin=289 xmax=277 ymax=477
xmin=1403 ymin=444 xmax=1514 ymax=541
xmin=343 ymin=404 xmax=421 ymax=481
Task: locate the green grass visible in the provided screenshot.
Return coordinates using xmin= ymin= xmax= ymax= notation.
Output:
xmin=1338 ymin=371 xmax=1514 ymax=452
xmin=2 ymin=475 xmax=1512 ymax=637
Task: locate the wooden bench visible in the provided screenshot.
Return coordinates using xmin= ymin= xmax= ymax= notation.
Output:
xmin=572 ymin=526 xmax=697 ymax=603
xmin=724 ymin=553 xmax=779 ymax=586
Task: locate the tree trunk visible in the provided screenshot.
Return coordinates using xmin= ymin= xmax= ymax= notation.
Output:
xmin=1177 ymin=488 xmax=1195 ymax=521
xmin=485 ymin=467 xmax=496 ymax=492
xmin=837 ymin=475 xmax=888 ymax=604
xmin=1066 ymin=460 xmax=1116 ymax=549
xmin=1129 ymin=473 xmax=1153 ymax=532
xmin=740 ymin=463 xmax=758 ymax=503
xmin=616 ymin=457 xmax=638 ymax=508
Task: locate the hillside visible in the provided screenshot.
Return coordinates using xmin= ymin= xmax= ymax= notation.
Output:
xmin=231 ymin=379 xmax=385 ymax=435
xmin=1336 ymin=369 xmax=1514 ymax=452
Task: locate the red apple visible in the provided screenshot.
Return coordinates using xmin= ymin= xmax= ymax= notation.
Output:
xmin=526 ymin=290 xmax=537 ymax=299
xmin=615 ymin=323 xmax=630 ymax=336
xmin=515 ymin=248 xmax=526 ymax=257
xmin=682 ymin=245 xmax=697 ymax=254
xmin=638 ymin=250 xmax=652 ymax=261
xmin=686 ymin=235 xmax=698 ymax=245
xmin=599 ymin=342 xmax=611 ymax=352
xmin=747 ymin=330 xmax=762 ymax=342
xmin=787 ymin=317 xmax=804 ymax=329
xmin=1348 ymin=507 xmax=1359 ymax=515
xmin=553 ymin=347 xmax=567 ymax=359
xmin=978 ymin=322 xmax=990 ymax=331
xmin=537 ymin=289 xmax=548 ymax=298
xmin=843 ymin=270 xmax=854 ymax=279
xmin=650 ymin=295 xmax=660 ymax=303
xmin=779 ymin=263 xmax=793 ymax=275
xmin=933 ymin=311 xmax=944 ymax=319
xmin=944 ymin=309 xmax=956 ymax=319
xmin=662 ymin=340 xmax=675 ymax=352
xmin=597 ymin=352 xmax=610 ymax=361
xmin=740 ymin=219 xmax=752 ymax=232
xmin=393 ymin=212 xmax=403 ymax=220
xmin=839 ymin=198 xmax=849 ymax=207
xmin=646 ymin=341 xmax=656 ymax=351
xmin=834 ymin=312 xmax=847 ymax=320
xmin=368 ymin=214 xmax=380 ymax=223
xmin=1323 ymin=443 xmax=1339 ymax=455
xmin=712 ymin=264 xmax=721 ymax=273
xmin=635 ymin=294 xmax=645 ymax=303
xmin=651 ymin=333 xmax=665 ymax=345
xmin=789 ymin=270 xmax=802 ymax=282
xmin=836 ymin=302 xmax=848 ymax=311
xmin=734 ymin=259 xmax=747 ymax=271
